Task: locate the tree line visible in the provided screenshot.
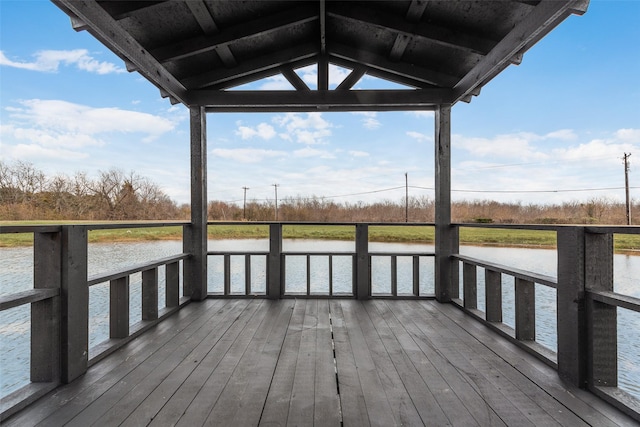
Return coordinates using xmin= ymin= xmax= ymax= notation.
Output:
xmin=209 ymin=195 xmax=635 ymax=225
xmin=1 ymin=160 xmax=634 ymax=224
xmin=0 ymin=160 xmax=183 ymax=220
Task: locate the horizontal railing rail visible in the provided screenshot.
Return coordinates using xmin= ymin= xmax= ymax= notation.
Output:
xmin=451 ymin=223 xmax=640 ymax=421
xmin=205 ymin=222 xmax=436 ymax=298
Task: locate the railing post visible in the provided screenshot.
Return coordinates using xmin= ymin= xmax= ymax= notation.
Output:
xmin=515 ymin=278 xmax=536 ymax=341
xmin=142 ymin=267 xmax=158 ymax=321
xmin=166 ymin=261 xmax=180 ymax=307
xmin=485 ymin=270 xmax=502 ymax=322
xmin=585 ymin=232 xmax=616 ymax=387
xmin=32 ymin=231 xmax=61 ymax=383
xmin=60 ymin=225 xmax=88 ymax=383
xmin=557 ymin=227 xmax=587 ymax=387
xmin=355 ymin=224 xmax=370 ymax=299
xmin=109 ymin=277 xmax=129 ymax=339
xmin=267 ymin=223 xmax=282 ymax=299
xmin=463 ymin=262 xmax=477 ymax=310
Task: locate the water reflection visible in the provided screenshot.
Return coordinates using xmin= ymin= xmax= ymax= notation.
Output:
xmin=1 ymin=239 xmax=638 ymax=401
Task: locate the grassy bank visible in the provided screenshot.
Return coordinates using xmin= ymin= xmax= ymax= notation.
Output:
xmin=2 ymin=221 xmax=640 ymax=252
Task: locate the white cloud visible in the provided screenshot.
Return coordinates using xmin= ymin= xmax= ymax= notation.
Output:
xmin=7 ymin=99 xmax=174 ymax=142
xmin=211 ymin=148 xmax=286 ymax=163
xmin=273 ymin=112 xmax=333 ymax=144
xmin=293 ymin=147 xmax=336 ymax=158
xmin=406 ymin=131 xmax=431 ymax=142
xmin=545 ymin=129 xmax=577 ymax=141
xmin=406 ymin=111 xmax=434 ymax=119
xmin=258 ymin=74 xmax=295 ymax=90
xmin=351 ymin=112 xmax=381 ymax=130
xmin=0 ymin=49 xmax=125 ymax=74
xmin=453 ymin=132 xmax=549 ymax=160
xmin=2 ymin=99 xmax=177 ymax=161
xmin=235 ymin=122 xmax=277 ymax=140
xmin=3 ymin=143 xmax=89 ymax=160
xmin=552 ymin=138 xmax=633 ymax=164
xmin=615 ymin=128 xmax=640 ymax=143
xmin=349 ymin=150 xmax=369 ymax=157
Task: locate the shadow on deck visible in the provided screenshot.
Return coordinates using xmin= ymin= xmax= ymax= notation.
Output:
xmin=4 ymin=299 xmax=636 ymax=426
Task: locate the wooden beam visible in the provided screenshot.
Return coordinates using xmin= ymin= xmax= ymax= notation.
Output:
xmin=329 ymin=42 xmax=459 ymax=88
xmin=335 ymin=66 xmax=366 ymax=91
xmin=183 ymin=107 xmax=207 ymax=300
xmin=182 ymin=43 xmax=318 ymax=90
xmin=191 ymin=89 xmax=452 ymax=111
xmin=452 ymin=0 xmax=588 ymax=103
xmin=329 ymin=56 xmax=425 ymax=89
xmin=185 ymin=0 xmax=237 ymax=67
xmin=434 ymin=105 xmax=454 ymax=302
xmin=151 ymin=5 xmax=318 ymax=64
xmin=53 ymin=0 xmax=188 ymax=105
xmin=328 ymin=3 xmax=496 ymax=56
xmin=70 ymin=1 xmax=167 ymax=31
xmin=281 ymin=67 xmax=310 ymax=91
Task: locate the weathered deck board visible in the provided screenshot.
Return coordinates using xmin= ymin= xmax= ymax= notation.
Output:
xmin=5 ymin=299 xmax=638 ymax=427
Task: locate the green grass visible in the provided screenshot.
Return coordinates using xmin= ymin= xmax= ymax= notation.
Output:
xmin=2 ymin=221 xmax=640 ymax=253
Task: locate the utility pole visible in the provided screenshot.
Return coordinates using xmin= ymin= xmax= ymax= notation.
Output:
xmin=272 ymin=183 xmax=279 ymax=221
xmin=405 ymin=172 xmax=409 ymax=222
xmin=242 ymin=186 xmax=249 ymax=220
xmin=624 ymin=153 xmax=632 ymax=225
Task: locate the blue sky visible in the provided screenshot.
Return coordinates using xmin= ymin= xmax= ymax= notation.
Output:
xmin=1 ymin=1 xmax=639 ymax=207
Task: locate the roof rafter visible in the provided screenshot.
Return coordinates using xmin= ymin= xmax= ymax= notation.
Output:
xmin=329 ymin=42 xmax=458 ymax=88
xmin=184 ymin=0 xmax=236 ymax=67
xmin=452 ymin=0 xmax=588 ymax=103
xmin=151 ymin=5 xmax=318 ymax=64
xmin=389 ymin=0 xmax=427 ymax=61
xmin=183 ymin=43 xmax=318 ymax=90
xmin=327 ymin=3 xmax=496 ymax=56
xmin=53 ymin=0 xmax=188 ymax=105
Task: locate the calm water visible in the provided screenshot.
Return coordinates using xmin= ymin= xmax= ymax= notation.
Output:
xmin=1 ymin=239 xmax=639 ymax=401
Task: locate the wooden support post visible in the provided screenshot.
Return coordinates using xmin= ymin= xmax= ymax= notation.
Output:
xmin=485 ymin=270 xmax=502 ymax=322
xmin=224 ymin=255 xmax=231 ymax=295
xmin=267 ymin=223 xmax=282 ymax=299
xmin=391 ymin=256 xmax=398 ymax=296
xmin=31 ymin=232 xmax=61 ymax=383
xmin=557 ymin=227 xmax=587 ymax=387
xmin=412 ymin=255 xmax=420 ymax=297
xmin=463 ymin=262 xmax=477 ymax=310
xmin=435 ymin=105 xmax=453 ymax=302
xmin=355 ymin=224 xmax=370 ymax=299
xmin=142 ymin=268 xmax=158 ymax=321
xmin=166 ymin=261 xmax=180 ymax=307
xmin=60 ymin=226 xmax=88 ymax=383
xmin=109 ymin=277 xmax=129 ymax=339
xmin=585 ymin=232 xmax=617 ymax=387
xmin=515 ymin=278 xmax=536 ymax=341
xmin=245 ymin=255 xmax=252 ymax=295
xmin=306 ymin=255 xmax=311 ymax=295
xmin=184 ymin=106 xmax=208 ymax=301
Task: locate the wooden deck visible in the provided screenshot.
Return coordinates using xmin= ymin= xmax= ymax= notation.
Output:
xmin=5 ymin=299 xmax=637 ymax=426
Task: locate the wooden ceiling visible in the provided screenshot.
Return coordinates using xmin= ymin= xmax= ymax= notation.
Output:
xmin=52 ymin=0 xmax=588 ymax=112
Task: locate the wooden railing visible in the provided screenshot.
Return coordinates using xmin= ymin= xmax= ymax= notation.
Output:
xmin=206 ymin=222 xmax=436 ymax=298
xmin=1 ymin=221 xmax=638 ymax=421
xmin=0 ymin=223 xmax=190 ymax=420
xmin=451 ymin=223 xmax=640 ymax=421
